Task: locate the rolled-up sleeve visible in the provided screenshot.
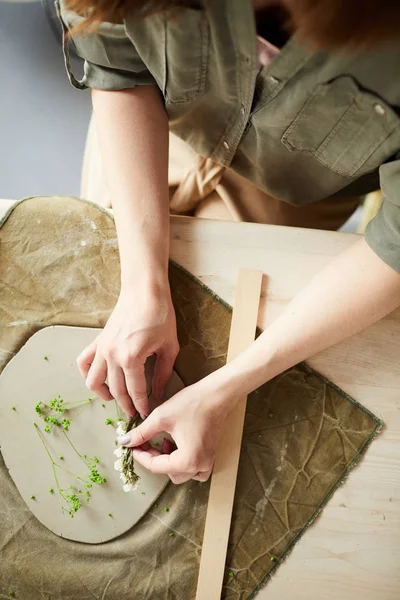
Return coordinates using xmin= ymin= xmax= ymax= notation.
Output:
xmin=57 ymin=0 xmax=156 ymax=91
xmin=365 ymin=156 xmax=400 ymax=272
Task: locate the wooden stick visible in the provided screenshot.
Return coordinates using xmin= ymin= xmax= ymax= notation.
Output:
xmin=196 ymin=269 xmax=263 ymax=600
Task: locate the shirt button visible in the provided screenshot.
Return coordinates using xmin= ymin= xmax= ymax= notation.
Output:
xmin=269 ymin=75 xmax=280 ymax=84
xmin=223 ymin=141 xmax=230 ymax=150
xmin=374 ymin=103 xmax=386 ymax=116
xmin=240 ymin=104 xmax=246 ymax=116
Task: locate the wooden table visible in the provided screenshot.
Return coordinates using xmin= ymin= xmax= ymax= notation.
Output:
xmin=1 ymin=199 xmax=399 ymax=600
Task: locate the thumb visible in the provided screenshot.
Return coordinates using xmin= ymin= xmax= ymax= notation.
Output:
xmin=118 ymin=413 xmax=162 ymax=448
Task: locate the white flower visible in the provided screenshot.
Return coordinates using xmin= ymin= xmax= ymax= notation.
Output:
xmin=123 ymin=482 xmax=138 ymax=493
xmin=116 ymin=423 xmax=126 ymax=437
xmin=114 ymin=458 xmax=123 ymax=471
xmin=120 ymin=472 xmax=128 ymax=484
xmin=113 ymin=447 xmax=123 ymax=458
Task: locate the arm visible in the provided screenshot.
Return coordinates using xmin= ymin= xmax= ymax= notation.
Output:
xmin=91 ymin=86 xmax=169 ymax=290
xmin=78 ymin=86 xmax=179 ymax=417
xmin=121 ymin=238 xmax=400 ymax=482
xmin=216 ymin=237 xmax=400 ymax=395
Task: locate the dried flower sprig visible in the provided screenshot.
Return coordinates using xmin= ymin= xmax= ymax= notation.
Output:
xmin=114 ymin=415 xmax=142 ymax=492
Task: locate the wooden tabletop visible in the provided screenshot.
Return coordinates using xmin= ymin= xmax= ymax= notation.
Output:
xmin=2 ymin=199 xmax=400 ymax=600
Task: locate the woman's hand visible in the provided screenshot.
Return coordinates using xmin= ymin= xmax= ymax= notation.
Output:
xmin=77 ymin=283 xmax=179 ymax=418
xmin=117 ymin=376 xmax=235 ymax=484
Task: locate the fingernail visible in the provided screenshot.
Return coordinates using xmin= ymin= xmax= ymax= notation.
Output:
xmin=140 ymin=413 xmax=146 ymax=420
xmin=118 ymin=434 xmax=131 ymax=445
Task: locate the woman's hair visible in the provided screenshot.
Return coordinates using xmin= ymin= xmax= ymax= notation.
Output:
xmin=65 ymin=0 xmax=193 ymax=31
xmin=66 ymin=0 xmax=400 ymax=50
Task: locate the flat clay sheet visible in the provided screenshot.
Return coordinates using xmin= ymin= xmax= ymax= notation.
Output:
xmin=0 ymin=325 xmax=184 ymax=543
xmin=0 ymin=197 xmax=382 ymax=600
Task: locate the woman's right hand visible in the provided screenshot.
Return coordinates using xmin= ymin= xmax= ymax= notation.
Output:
xmin=77 ymin=282 xmax=179 ymax=418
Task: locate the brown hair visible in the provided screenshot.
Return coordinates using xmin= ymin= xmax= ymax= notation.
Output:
xmin=66 ymin=0 xmax=400 ymax=50
xmin=65 ymin=0 xmax=194 ymax=32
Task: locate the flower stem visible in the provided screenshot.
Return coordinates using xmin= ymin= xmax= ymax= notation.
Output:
xmin=62 ymin=430 xmax=90 ymax=467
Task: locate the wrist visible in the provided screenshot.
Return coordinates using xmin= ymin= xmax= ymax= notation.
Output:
xmin=120 ymin=260 xmax=169 ymax=294
xmin=201 ymin=344 xmax=279 ymax=411
xmin=120 ymin=271 xmax=171 ymax=304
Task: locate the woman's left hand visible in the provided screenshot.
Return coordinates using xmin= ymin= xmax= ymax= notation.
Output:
xmin=117 ymin=376 xmax=234 ymax=484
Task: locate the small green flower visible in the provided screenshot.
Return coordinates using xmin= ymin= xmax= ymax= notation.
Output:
xmin=44 ymin=425 xmax=50 ymax=433
xmin=101 ymin=403 xmax=105 ymax=408
xmin=35 ymin=402 xmax=42 ymax=416
xmin=163 ymin=506 xmax=169 ymax=512
xmin=228 ymin=572 xmax=234 ymax=578
xmin=8 ymin=591 xmax=15 ymax=597
xmin=43 ymin=356 xmax=48 ymax=361
xmin=88 ymin=460 xmax=107 ymax=485
xmin=59 ymin=456 xmax=64 ymax=460
xmin=169 ymin=532 xmax=174 ymax=537
xmin=11 ymin=406 xmax=16 ymax=411
xmin=270 ymin=555 xmax=276 ymax=562
xmin=269 ymin=412 xmax=274 ymax=418
xmin=105 ymin=418 xmax=114 ymax=426
xmin=108 ymin=513 xmax=112 ymax=517
xmin=48 ymin=488 xmax=53 ymax=493
xmin=258 ymin=434 xmax=262 ymax=438
xmin=30 ymin=495 xmax=35 ymax=500
xmin=141 ymin=491 xmax=145 ymax=495
xmin=61 ymin=418 xmax=70 ymax=430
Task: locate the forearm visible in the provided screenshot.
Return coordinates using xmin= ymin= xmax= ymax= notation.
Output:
xmin=92 ymin=86 xmax=169 ymax=291
xmin=213 ymin=238 xmax=400 ymax=400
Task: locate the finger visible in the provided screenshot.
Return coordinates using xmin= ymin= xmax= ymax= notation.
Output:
xmin=169 ymin=472 xmax=195 ymax=485
xmin=192 ymin=468 xmax=213 ymax=482
xmin=77 ymin=341 xmax=97 ymax=379
xmin=130 ymin=448 xmax=187 ymax=475
xmin=152 ymin=347 xmax=179 ymax=401
xmin=85 ymin=351 xmax=113 ymax=401
xmin=123 ymin=360 xmax=150 ymax=417
xmin=118 ymin=414 xmax=163 ymax=447
xmin=107 ymin=362 xmax=135 ymax=417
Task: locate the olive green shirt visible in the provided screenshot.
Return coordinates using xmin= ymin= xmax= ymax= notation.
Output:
xmin=58 ymin=0 xmax=400 ymax=271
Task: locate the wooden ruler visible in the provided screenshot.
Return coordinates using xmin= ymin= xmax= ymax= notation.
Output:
xmin=196 ymin=269 xmax=263 ymax=600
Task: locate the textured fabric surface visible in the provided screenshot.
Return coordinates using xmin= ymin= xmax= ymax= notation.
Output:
xmin=0 ymin=197 xmax=381 ymax=600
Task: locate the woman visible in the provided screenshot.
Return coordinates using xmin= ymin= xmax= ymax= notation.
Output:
xmin=59 ymin=0 xmax=400 ymax=484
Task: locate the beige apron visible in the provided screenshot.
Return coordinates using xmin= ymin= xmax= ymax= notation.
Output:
xmin=81 ymin=116 xmax=360 ymax=230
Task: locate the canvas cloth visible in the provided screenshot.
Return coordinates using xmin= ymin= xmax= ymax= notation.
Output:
xmin=0 ymin=197 xmax=381 ymax=600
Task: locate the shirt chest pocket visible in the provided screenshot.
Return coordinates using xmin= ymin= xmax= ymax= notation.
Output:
xmin=281 ymin=76 xmax=400 ymax=178
xmin=164 ymin=7 xmax=209 ymax=104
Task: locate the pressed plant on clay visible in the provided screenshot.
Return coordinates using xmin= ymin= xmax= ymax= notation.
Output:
xmin=33 ymin=393 xmax=142 ymax=517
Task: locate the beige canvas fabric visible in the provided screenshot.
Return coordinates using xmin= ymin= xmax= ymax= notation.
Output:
xmin=0 ymin=197 xmax=381 ymax=599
